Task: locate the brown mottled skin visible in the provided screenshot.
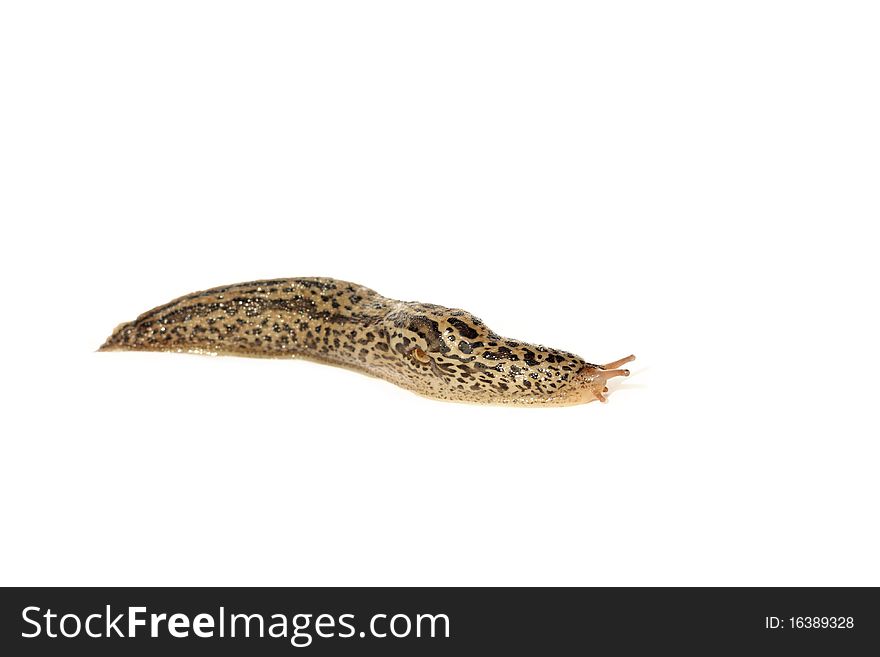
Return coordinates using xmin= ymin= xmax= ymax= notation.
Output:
xmin=99 ymin=278 xmax=634 ymax=406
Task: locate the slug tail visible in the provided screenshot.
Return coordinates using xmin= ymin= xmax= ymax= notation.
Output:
xmin=98 ymin=321 xmax=136 ymax=352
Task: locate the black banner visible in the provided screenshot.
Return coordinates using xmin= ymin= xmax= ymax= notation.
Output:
xmin=1 ymin=587 xmax=877 ymax=654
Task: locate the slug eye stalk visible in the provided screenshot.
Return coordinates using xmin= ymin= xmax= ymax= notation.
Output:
xmin=600 ymin=354 xmax=636 ymax=370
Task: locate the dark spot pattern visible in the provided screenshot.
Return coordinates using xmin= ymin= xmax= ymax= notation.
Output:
xmin=99 ymin=277 xmax=599 ymax=405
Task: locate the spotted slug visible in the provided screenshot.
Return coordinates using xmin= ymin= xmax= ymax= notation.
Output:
xmin=99 ymin=278 xmax=634 ymax=406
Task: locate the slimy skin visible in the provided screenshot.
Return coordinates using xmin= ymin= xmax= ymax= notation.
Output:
xmin=99 ymin=278 xmax=634 ymax=406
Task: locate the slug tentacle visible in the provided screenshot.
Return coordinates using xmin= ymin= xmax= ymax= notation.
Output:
xmin=600 ymin=354 xmax=636 ymax=370
xmin=568 ymin=363 xmax=632 ymax=404
xmin=99 ymin=277 xmax=635 ymax=407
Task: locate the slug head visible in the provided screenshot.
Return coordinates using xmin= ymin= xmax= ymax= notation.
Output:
xmin=383 ymin=304 xmax=634 ymax=406
xmin=557 ymin=355 xmax=635 ymax=404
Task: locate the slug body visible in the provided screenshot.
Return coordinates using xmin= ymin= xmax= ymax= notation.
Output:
xmin=100 ymin=278 xmax=633 ymax=406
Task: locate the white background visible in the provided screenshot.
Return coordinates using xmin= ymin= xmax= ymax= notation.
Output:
xmin=1 ymin=2 xmax=878 ymax=586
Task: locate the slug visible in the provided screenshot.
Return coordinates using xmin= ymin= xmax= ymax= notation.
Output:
xmin=99 ymin=278 xmax=634 ymax=406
